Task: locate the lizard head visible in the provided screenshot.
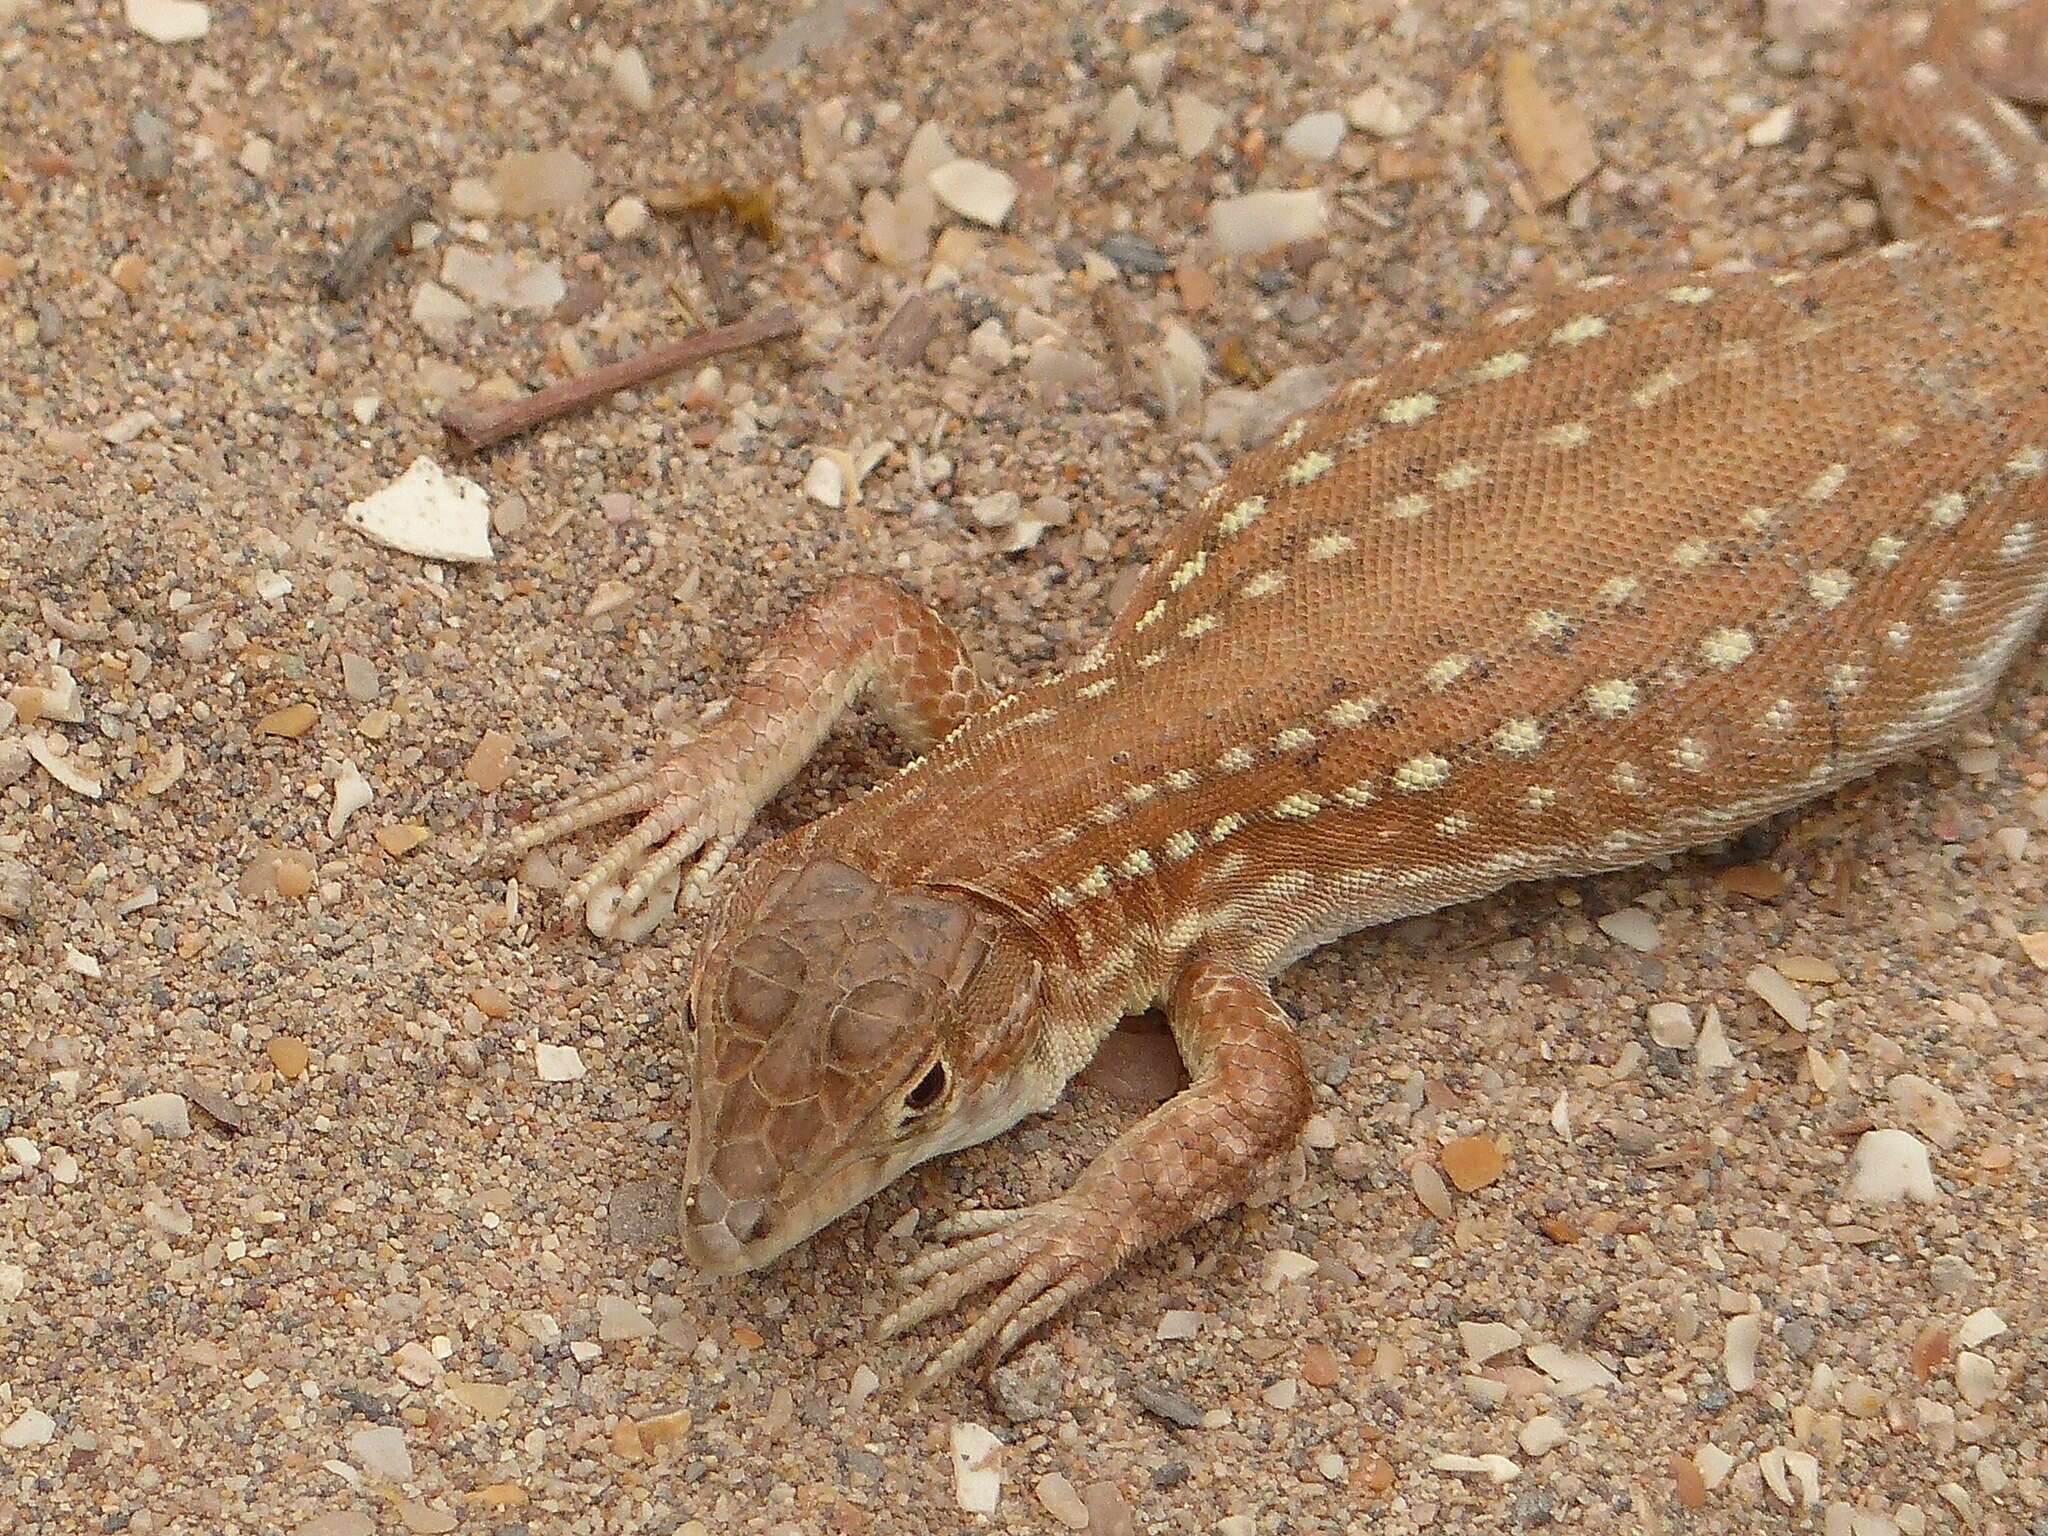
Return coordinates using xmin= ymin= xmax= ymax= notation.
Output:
xmin=677 ymin=851 xmax=1046 ymax=1274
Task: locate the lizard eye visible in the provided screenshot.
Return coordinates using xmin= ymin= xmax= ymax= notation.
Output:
xmin=903 ymin=1060 xmax=948 ymax=1114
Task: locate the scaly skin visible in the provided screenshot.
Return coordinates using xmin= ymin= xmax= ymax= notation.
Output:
xmin=498 ymin=3 xmax=2048 ymax=1393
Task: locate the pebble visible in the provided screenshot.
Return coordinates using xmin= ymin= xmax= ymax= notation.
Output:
xmin=1497 ymin=48 xmax=1598 ymax=203
xmin=1647 ymin=1001 xmax=1695 ymax=1048
xmin=1846 ymin=1129 xmax=1939 ymax=1203
xmin=0 ymin=855 xmax=31 ymax=921
xmin=609 ymin=45 xmax=653 ymax=111
xmin=1459 ymin=1320 xmax=1521 ymax=1365
xmin=348 ymin=1424 xmax=413 ymax=1481
xmin=1954 ymin=1352 xmax=1997 ymax=1407
xmin=802 ymin=455 xmax=846 ymax=508
xmin=596 ymin=1295 xmax=654 ymax=1341
xmin=1282 ymin=110 xmax=1347 ymax=160
xmin=125 ymin=0 xmax=209 ymax=44
xmin=604 ymin=195 xmax=651 ymax=242
xmin=950 ymin=1422 xmax=1003 ymax=1513
xmin=0 ymin=1408 xmax=56 ymax=1449
xmin=0 ymin=1264 xmax=24 ymax=1302
xmin=1208 ymin=189 xmax=1328 ymax=256
xmin=490 ymin=147 xmax=595 ymax=216
xmin=1597 ymin=907 xmax=1661 ymax=951
xmin=1171 ymin=94 xmax=1226 ymax=157
xmin=267 ymin=1036 xmax=311 ymax=1080
xmin=463 ymin=732 xmax=516 ymax=793
xmin=1724 ymin=1311 xmax=1763 ymax=1391
xmin=1695 ymin=1006 xmax=1736 ymax=1070
xmin=1696 ymin=1443 xmax=1735 ymax=1490
xmin=328 ymin=762 xmax=374 ymax=838
xmin=1412 ymin=1161 xmax=1454 ymax=1218
xmin=1746 ymin=963 xmax=1812 ymax=1028
xmin=1263 ymin=1248 xmax=1319 ymax=1289
xmin=239 ymin=136 xmax=274 ymax=178
xmin=392 ymin=1341 xmax=439 ymax=1387
xmin=396 ymin=1503 xmax=457 ymax=1535
xmin=447 ymin=177 xmax=501 ymax=219
xmin=1526 ymin=1343 xmax=1619 ymax=1396
xmin=1156 ymin=1309 xmax=1204 ymax=1341
xmin=1954 ymin=1308 xmax=2005 ymax=1348
xmin=440 ymin=247 xmax=564 ymax=312
xmin=1886 ymin=1074 xmax=1965 ymax=1149
xmin=1431 ymin=1453 xmax=1520 ymax=1484
xmin=345 ymin=457 xmax=495 ymax=564
xmin=3 ymin=1136 xmax=36 ymax=1170
xmin=535 ymin=1043 xmax=586 ymax=1083
xmin=928 ymin=160 xmax=1018 ymax=227
xmin=102 ymin=409 xmax=158 ymax=445
xmin=1035 ymin=1473 xmax=1089 ymax=1529
xmin=1441 ymin=1134 xmax=1505 ymax=1191
xmin=120 ymin=1091 xmax=191 ymax=1139
xmin=1518 ymin=1414 xmax=1567 ymax=1456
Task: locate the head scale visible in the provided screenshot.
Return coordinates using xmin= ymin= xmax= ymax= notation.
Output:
xmin=679 ymin=853 xmax=1043 ymax=1273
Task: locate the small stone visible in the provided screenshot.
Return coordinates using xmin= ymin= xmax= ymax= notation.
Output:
xmin=1263 ymin=1248 xmax=1319 ymax=1289
xmin=1954 ymin=1308 xmax=2005 ymax=1348
xmin=345 ymin=457 xmax=494 ymax=564
xmin=1747 ymin=103 xmax=1798 ymax=148
xmin=102 ymin=409 xmax=158 ymax=445
xmin=491 ymin=147 xmax=595 ymax=217
xmin=393 ymin=1341 xmax=439 ymax=1387
xmin=259 ymin=702 xmax=319 ymax=739
xmin=1910 ymin=1324 xmax=1950 ymax=1378
xmin=802 ymin=455 xmax=846 ymax=508
xmin=1497 ymin=48 xmax=1598 ymax=203
xmin=1886 ymin=1074 xmax=1966 ymax=1150
xmin=1459 ymin=1321 xmax=1521 ymax=1365
xmin=1724 ymin=1312 xmax=1763 ymax=1392
xmin=349 ymin=1424 xmax=413 ymax=1480
xmin=238 ymin=135 xmax=274 ymax=177
xmin=1171 ymin=93 xmax=1226 ymax=157
xmin=348 ymin=395 xmax=381 ymax=426
xmin=1598 ymin=907 xmax=1661 ymax=951
xmin=464 ymin=731 xmax=517 ymax=793
xmin=536 ymin=1044 xmax=586 ymax=1082
xmin=1526 ymin=1343 xmax=1619 ymax=1396
xmin=928 ymin=160 xmax=1018 ymax=227
xmin=1431 ymin=1453 xmax=1520 ymax=1484
xmin=1036 ymin=1473 xmax=1089 ymax=1529
xmin=1674 ymin=1454 xmax=1708 ymax=1509
xmin=440 ymin=246 xmax=564 ymax=312
xmin=447 ymin=176 xmax=501 ymax=218
xmin=1441 ymin=1134 xmax=1505 ymax=1191
xmin=1718 ymin=863 xmax=1788 ymax=899
xmin=597 ymin=1295 xmax=655 ymax=1341
xmin=1519 ymin=1414 xmax=1567 ymax=1456
xmin=447 ymin=1381 xmax=512 ymax=1418
xmin=604 ymin=194 xmax=650 ymax=241
xmin=1955 ymin=1351 xmax=1997 ymax=1407
xmin=1647 ymin=1001 xmax=1695 ymax=1048
xmin=1846 ymin=1129 xmax=1939 ymax=1203
xmin=1746 ymin=963 xmax=1812 ymax=1028
xmin=1695 ymin=1442 xmax=1736 ymax=1490
xmin=3 ymin=1137 xmax=37 ymax=1169
xmin=267 ymin=1036 xmax=311 ymax=1080
xmin=0 ymin=1408 xmax=56 ymax=1449
xmin=143 ymin=1199 xmax=193 ymax=1237
xmin=1208 ymin=188 xmax=1328 ymax=256
xmin=1156 ymin=1309 xmax=1204 ymax=1341
xmin=609 ymin=45 xmax=653 ymax=111
xmin=0 ymin=856 xmax=32 ymax=921
xmin=1695 ymin=1006 xmax=1736 ymax=1070
xmin=1412 ymin=1161 xmax=1453 ymax=1219
xmin=410 ymin=281 xmax=472 ymax=329
xmin=396 ymin=1502 xmax=457 ymax=1536
xmin=120 ymin=1091 xmax=191 ymax=1139
xmin=1282 ymin=110 xmax=1347 ymax=160
xmin=125 ymin=0 xmax=209 ymax=44
xmin=1345 ymin=79 xmax=1433 ymax=137
xmin=950 ymin=1422 xmax=1003 ymax=1513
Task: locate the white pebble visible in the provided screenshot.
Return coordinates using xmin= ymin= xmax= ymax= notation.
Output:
xmin=0 ymin=1408 xmax=55 ymax=1449
xmin=535 ymin=1043 xmax=586 ymax=1083
xmin=1885 ymin=1073 xmax=1965 ymax=1150
xmin=0 ymin=1264 xmax=23 ymax=1302
xmin=596 ymin=1295 xmax=655 ymax=1341
xmin=120 ymin=1092 xmax=191 ymax=1139
xmin=1647 ymin=1000 xmax=1695 ymax=1047
xmin=1695 ymin=1005 xmax=1736 ymax=1070
xmin=802 ymin=455 xmax=846 ymax=508
xmin=1954 ymin=1308 xmax=2005 ymax=1348
xmin=1955 ymin=1351 xmax=1998 ymax=1407
xmin=1171 ymin=94 xmax=1226 ymax=157
xmin=1263 ymin=1248 xmax=1319 ymax=1290
xmin=1747 ymin=963 xmax=1812 ymax=1028
xmin=440 ymin=247 xmax=564 ymax=312
xmin=1345 ymin=79 xmax=1432 ymax=137
xmin=1696 ymin=1443 xmax=1736 ymax=1489
xmin=410 ymin=280 xmax=473 ymax=329
xmin=348 ymin=1424 xmax=413 ymax=1481
xmin=238 ymin=136 xmax=274 ymax=178
xmin=1458 ymin=1320 xmax=1521 ymax=1365
xmin=1208 ymin=188 xmax=1328 ymax=256
xmin=125 ymin=0 xmax=208 ymax=43
xmin=345 ymin=457 xmax=495 ymax=564
xmin=45 ymin=1149 xmax=78 ymax=1185
xmin=1724 ymin=1311 xmax=1763 ymax=1392
xmin=604 ymin=195 xmax=651 ymax=242
xmin=928 ymin=160 xmax=1018 ymax=227
xmin=1518 ymin=1414 xmax=1567 ymax=1456
xmin=1430 ymin=1453 xmax=1520 ymax=1484
xmin=4 ymin=1136 xmax=39 ymax=1168
xmin=1598 ymin=907 xmax=1661 ymax=952
xmin=1156 ymin=1309 xmax=1205 ymax=1341
xmin=1263 ymin=1377 xmax=1299 ymax=1410
xmin=1526 ymin=1343 xmax=1619 ymax=1396
xmin=950 ymin=1422 xmax=1003 ymax=1513
xmin=1282 ymin=110 xmax=1347 ymax=161
xmin=329 ymin=761 xmax=374 ymax=838
xmin=447 ymin=177 xmax=501 ymax=218
xmin=610 ymin=44 xmax=654 ymax=111
xmin=1846 ymin=1128 xmax=1940 ymax=1204
xmin=1748 ymin=103 xmax=1798 ymax=148
xmin=349 ymin=396 xmax=381 ymax=426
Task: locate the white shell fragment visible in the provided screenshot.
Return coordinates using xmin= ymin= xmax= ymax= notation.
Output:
xmin=344 ymin=457 xmax=495 ymax=563
xmin=126 ymin=0 xmax=210 ymax=43
xmin=534 ymin=1043 xmax=587 ymax=1083
xmin=1846 ymin=1128 xmax=1940 ymax=1203
xmin=950 ymin=1422 xmax=1003 ymax=1513
xmin=928 ymin=160 xmax=1018 ymax=227
xmin=1208 ymin=188 xmax=1329 ymax=256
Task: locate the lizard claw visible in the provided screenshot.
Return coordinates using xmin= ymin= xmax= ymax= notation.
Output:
xmin=880 ymin=1200 xmax=1118 ymax=1395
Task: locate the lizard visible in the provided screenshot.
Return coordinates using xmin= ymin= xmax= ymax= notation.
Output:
xmin=496 ymin=1 xmax=2048 ymax=1392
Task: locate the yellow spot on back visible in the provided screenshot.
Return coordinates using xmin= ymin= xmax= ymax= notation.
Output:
xmin=1383 ymin=393 xmax=1440 ymax=425
xmin=1934 ymin=579 xmax=1966 ymax=617
xmin=1287 ymin=450 xmax=1335 ymax=485
xmin=1208 ymin=813 xmax=1245 ymax=844
xmin=1334 ymin=782 xmax=1377 ymax=809
xmin=1242 ymin=570 xmax=1287 ymax=599
xmin=1672 ymin=737 xmax=1708 ymax=771
xmin=1491 ymin=717 xmax=1545 ymax=756
xmin=1215 ymin=746 xmax=1256 ymax=774
xmin=1541 ymin=420 xmax=1594 ymax=449
xmin=1807 ymin=568 xmax=1853 ymax=609
xmin=1118 ymin=850 xmax=1154 ymax=878
xmin=1525 ymin=609 xmax=1570 ymax=639
xmin=1490 ymin=304 xmax=1537 ymax=326
xmin=1393 ymin=754 xmax=1451 ymax=792
xmin=1180 ymin=615 xmax=1218 ymax=639
xmin=1076 ymin=866 xmax=1111 ymax=898
xmin=1278 ymin=419 xmax=1307 ymax=448
xmin=1885 ymin=621 xmax=1912 ymax=650
xmin=1134 ymin=600 xmax=1166 ymax=631
xmin=1169 ymin=553 xmax=1206 ymax=590
xmin=1136 ymin=650 xmax=1167 ymax=668
xmin=1324 ymin=696 xmax=1381 ymax=729
xmin=1666 ymin=283 xmax=1715 ymax=304
xmin=1437 ymin=458 xmax=1484 ymax=491
xmin=1435 ymin=812 xmax=1473 ymax=836
xmin=1076 ymin=677 xmax=1118 ymax=700
xmin=1550 ymin=314 xmax=1608 ymax=346
xmin=1388 ymin=492 xmax=1433 ymax=520
xmin=1610 ymin=762 xmax=1642 ymax=793
xmin=1631 ymin=366 xmax=1686 ymax=408
xmin=1163 ymin=830 xmax=1199 ymax=860
xmin=1868 ymin=533 xmax=1907 ymax=567
xmin=1584 ymin=678 xmax=1639 ymax=718
xmin=1525 ymin=785 xmax=1559 ymax=812
xmin=1926 ymin=491 xmax=1968 ymax=529
xmin=1424 ymin=653 xmax=1472 ymax=690
xmin=1671 ymin=537 xmax=1712 ymax=569
xmin=2009 ymin=446 xmax=2046 ymax=476
xmin=1803 ymin=463 xmax=1849 ymax=502
xmin=1597 ymin=576 xmax=1640 ymax=606
xmin=1273 ymin=727 xmax=1317 ymax=753
xmin=1742 ymin=506 xmax=1776 ymax=531
xmin=1220 ymin=496 xmax=1268 ymax=535
xmin=1307 ymin=533 xmax=1356 ymax=560
xmin=1474 ymin=350 xmax=1531 ymax=382
xmin=1826 ymin=662 xmax=1864 ymax=696
xmin=1763 ymin=697 xmax=1798 ymax=730
xmin=1700 ymin=627 xmax=1756 ymax=668
xmin=1164 ymin=769 xmax=1199 ymax=791
xmin=2001 ymin=522 xmax=2035 ymax=560
xmin=1272 ymin=793 xmax=1322 ymax=820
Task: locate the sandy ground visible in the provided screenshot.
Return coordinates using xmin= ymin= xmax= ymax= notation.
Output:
xmin=2 ymin=0 xmax=2045 ymax=1532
